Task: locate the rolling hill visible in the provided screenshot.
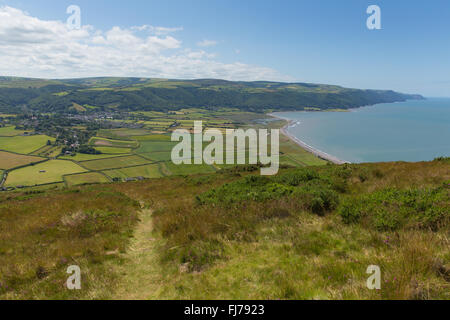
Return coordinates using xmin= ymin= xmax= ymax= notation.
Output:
xmin=0 ymin=77 xmax=423 ymax=114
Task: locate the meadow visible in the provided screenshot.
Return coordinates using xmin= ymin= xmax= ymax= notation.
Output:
xmin=103 ymin=164 xmax=163 ymax=180
xmin=64 ymin=172 xmax=111 ymax=187
xmin=0 ymin=135 xmax=55 ymax=154
xmin=81 ymin=155 xmax=150 ymax=171
xmin=5 ymin=160 xmax=87 ymax=187
xmin=0 ymin=126 xmax=26 ymax=136
xmin=0 ymin=151 xmax=45 ymax=170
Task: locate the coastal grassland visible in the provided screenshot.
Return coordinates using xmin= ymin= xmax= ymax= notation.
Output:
xmin=0 ymin=160 xmax=448 ymax=299
xmin=5 ymin=160 xmax=87 ymax=187
xmin=103 ymin=164 xmax=163 ymax=180
xmin=0 ymin=135 xmax=55 ymax=154
xmin=94 ymin=147 xmax=133 ymax=154
xmin=64 ymin=172 xmax=111 ymax=187
xmin=279 ymin=134 xmax=327 ymax=166
xmin=80 ymin=155 xmax=150 ymax=171
xmin=0 ymin=187 xmax=140 ymax=299
xmin=141 ymin=160 xmax=448 ymax=299
xmin=89 ymin=137 xmax=139 ymax=149
xmin=0 ymin=151 xmax=45 ymax=170
xmin=0 ymin=126 xmax=26 ymax=136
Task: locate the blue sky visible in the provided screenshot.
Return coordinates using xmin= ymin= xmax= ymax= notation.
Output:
xmin=0 ymin=0 xmax=449 ymax=96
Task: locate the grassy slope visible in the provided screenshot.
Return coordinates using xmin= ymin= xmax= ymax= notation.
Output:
xmin=0 ymin=159 xmax=448 ymax=300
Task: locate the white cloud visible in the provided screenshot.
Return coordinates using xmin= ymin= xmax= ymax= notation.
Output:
xmin=197 ymin=39 xmax=218 ymax=47
xmin=0 ymin=6 xmax=290 ymax=81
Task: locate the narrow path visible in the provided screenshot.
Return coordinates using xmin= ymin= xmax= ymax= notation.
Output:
xmin=112 ymin=208 xmax=163 ymax=300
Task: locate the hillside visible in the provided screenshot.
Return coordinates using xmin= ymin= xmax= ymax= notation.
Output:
xmin=0 ymin=159 xmax=448 ymax=300
xmin=0 ymin=77 xmax=423 ymax=114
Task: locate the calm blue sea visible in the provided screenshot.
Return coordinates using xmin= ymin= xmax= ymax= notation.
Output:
xmin=276 ymin=98 xmax=450 ymax=163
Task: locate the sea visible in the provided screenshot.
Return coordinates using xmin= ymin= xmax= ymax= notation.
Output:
xmin=275 ymin=98 xmax=450 ymax=163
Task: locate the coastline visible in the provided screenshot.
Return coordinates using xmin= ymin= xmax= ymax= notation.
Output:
xmin=268 ymin=113 xmax=350 ymax=165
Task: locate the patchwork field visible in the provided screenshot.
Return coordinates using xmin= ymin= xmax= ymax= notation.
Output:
xmin=0 ymin=151 xmax=45 ymax=170
xmin=0 ymin=109 xmax=328 ymax=189
xmin=103 ymin=163 xmax=163 ymax=180
xmin=64 ymin=172 xmax=111 ymax=187
xmin=0 ymin=135 xmax=55 ymax=154
xmin=80 ymin=155 xmax=150 ymax=171
xmin=5 ymin=160 xmax=87 ymax=187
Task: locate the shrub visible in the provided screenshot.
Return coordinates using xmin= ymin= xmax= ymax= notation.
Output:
xmin=338 ymin=186 xmax=449 ymax=231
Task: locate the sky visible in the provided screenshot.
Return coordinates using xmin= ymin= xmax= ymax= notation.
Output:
xmin=0 ymin=0 xmax=449 ymax=96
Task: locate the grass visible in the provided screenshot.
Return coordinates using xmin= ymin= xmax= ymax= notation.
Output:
xmin=64 ymin=172 xmax=111 ymax=187
xmin=161 ymin=161 xmax=216 ymax=176
xmin=0 ymin=151 xmax=45 ymax=170
xmin=103 ymin=164 xmax=163 ymax=180
xmin=135 ymin=141 xmax=178 ymax=154
xmin=0 ymin=187 xmax=140 ymax=299
xmin=133 ymin=135 xmax=172 ymax=141
xmin=0 ymin=126 xmax=26 ymax=137
xmin=97 ymin=128 xmax=153 ymax=139
xmin=94 ymin=147 xmax=133 ymax=154
xmin=0 ymin=135 xmax=55 ymax=154
xmin=59 ymin=153 xmax=131 ymax=162
xmin=5 ymin=160 xmax=87 ymax=187
xmin=140 ymin=151 xmax=172 ymax=162
xmin=80 ymin=155 xmax=150 ymax=171
xmin=0 ymin=160 xmax=448 ymax=299
xmin=146 ymin=161 xmax=449 ymax=299
xmin=90 ymin=137 xmax=139 ymax=149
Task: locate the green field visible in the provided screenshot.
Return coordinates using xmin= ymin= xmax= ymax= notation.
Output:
xmin=5 ymin=160 xmax=87 ymax=187
xmin=80 ymin=155 xmax=150 ymax=171
xmin=140 ymin=151 xmax=172 ymax=162
xmin=103 ymin=163 xmax=163 ymax=180
xmin=0 ymin=135 xmax=55 ymax=154
xmin=0 ymin=151 xmax=45 ymax=170
xmin=0 ymin=126 xmax=26 ymax=136
xmin=90 ymin=137 xmax=139 ymax=148
xmin=135 ymin=141 xmax=178 ymax=153
xmin=59 ymin=153 xmax=132 ymax=162
xmin=161 ymin=161 xmax=216 ymax=176
xmin=94 ymin=147 xmax=133 ymax=154
xmin=97 ymin=128 xmax=153 ymax=139
xmin=133 ymin=134 xmax=172 ymax=141
xmin=64 ymin=172 xmax=111 ymax=187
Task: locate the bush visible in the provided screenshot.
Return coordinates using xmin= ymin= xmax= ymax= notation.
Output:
xmin=338 ymin=186 xmax=449 ymax=231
